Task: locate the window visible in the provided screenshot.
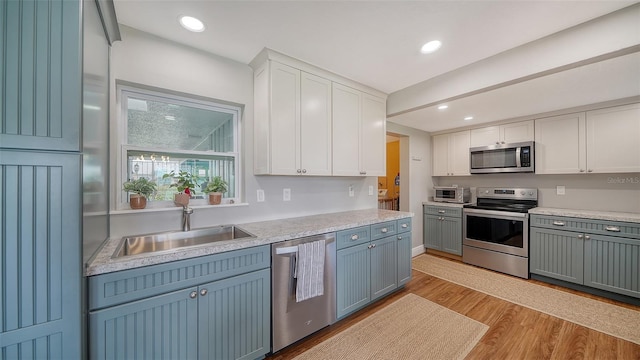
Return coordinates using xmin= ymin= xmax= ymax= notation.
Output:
xmin=117 ymin=85 xmax=241 ymax=209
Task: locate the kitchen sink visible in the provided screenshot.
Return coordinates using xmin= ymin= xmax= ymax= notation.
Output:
xmin=112 ymin=225 xmax=256 ymax=258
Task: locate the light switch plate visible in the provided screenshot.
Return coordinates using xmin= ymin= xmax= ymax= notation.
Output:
xmin=556 ymin=186 xmax=565 ymax=195
xmin=257 ymin=189 xmax=265 ymax=202
xmin=349 ymin=185 xmax=354 ymax=197
xmin=368 ymin=185 xmax=374 ymax=196
xmin=283 ymin=188 xmax=291 ymax=201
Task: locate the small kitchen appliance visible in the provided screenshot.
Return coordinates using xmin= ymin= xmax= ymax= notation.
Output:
xmin=433 ymin=186 xmax=471 ymax=204
xmin=469 ymin=141 xmax=534 ymax=174
xmin=463 ymin=187 xmax=538 ymax=278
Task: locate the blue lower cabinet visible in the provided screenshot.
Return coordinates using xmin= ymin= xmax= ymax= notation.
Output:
xmin=530 ymin=227 xmax=584 ymax=284
xmin=89 ymin=251 xmax=271 ymax=360
xmin=397 ymin=231 xmax=413 ymax=286
xmin=584 ymin=234 xmax=640 ymax=298
xmin=336 ymin=218 xmax=412 ymax=320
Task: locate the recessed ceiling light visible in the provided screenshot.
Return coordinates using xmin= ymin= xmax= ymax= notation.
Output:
xmin=179 ymin=15 xmax=205 ymax=32
xmin=437 ymin=105 xmax=448 ymax=110
xmin=464 ymin=116 xmax=474 ymax=121
xmin=420 ymin=40 xmax=442 ymax=54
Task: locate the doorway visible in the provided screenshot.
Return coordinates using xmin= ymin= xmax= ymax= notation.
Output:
xmin=378 ymin=134 xmax=401 ymax=210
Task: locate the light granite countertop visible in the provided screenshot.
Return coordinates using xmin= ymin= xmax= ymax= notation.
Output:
xmin=85 ymin=209 xmax=413 ymax=276
xmin=422 ymin=201 xmax=469 ymax=208
xmin=529 ymin=207 xmax=640 ymax=224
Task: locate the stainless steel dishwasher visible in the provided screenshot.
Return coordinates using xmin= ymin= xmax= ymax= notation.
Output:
xmin=271 ymin=233 xmax=336 ymax=353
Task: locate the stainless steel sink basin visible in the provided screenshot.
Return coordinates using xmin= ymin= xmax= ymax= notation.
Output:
xmin=112 ymin=225 xmax=256 ymax=258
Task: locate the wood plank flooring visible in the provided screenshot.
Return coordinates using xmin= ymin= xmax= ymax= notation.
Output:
xmin=266 ymin=256 xmax=640 ymax=360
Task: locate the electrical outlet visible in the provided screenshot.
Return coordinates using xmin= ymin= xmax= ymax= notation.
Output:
xmin=368 ymin=185 xmax=374 ymax=196
xmin=556 ymin=186 xmax=565 ymax=195
xmin=257 ymin=189 xmax=265 ymax=202
xmin=349 ymin=185 xmax=354 ymax=197
xmin=283 ymin=188 xmax=291 ymax=201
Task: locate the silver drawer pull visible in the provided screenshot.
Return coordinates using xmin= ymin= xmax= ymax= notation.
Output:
xmin=350 ymin=234 xmax=359 ymax=241
xmin=578 ymin=234 xmax=583 ymax=239
xmin=584 ymin=235 xmax=591 ymax=240
xmin=402 ymin=223 xmax=408 ymax=228
xmin=189 ymin=291 xmax=197 ymax=299
xmin=381 ymin=228 xmax=388 ymax=233
xmin=605 ymin=226 xmax=621 ymax=232
xmin=438 ymin=210 xmax=446 ymax=214
xmin=200 ymin=289 xmax=208 ymax=296
xmin=397 ymin=236 xmax=402 ymax=240
xmin=552 ymin=221 xmax=565 ymax=226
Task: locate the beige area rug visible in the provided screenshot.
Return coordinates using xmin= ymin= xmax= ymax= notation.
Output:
xmin=413 ymin=254 xmax=640 ymax=345
xmin=293 ymin=293 xmax=488 ymax=360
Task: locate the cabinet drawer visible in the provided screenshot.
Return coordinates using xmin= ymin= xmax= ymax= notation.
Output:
xmin=423 ymin=205 xmax=462 ymax=218
xmin=530 ymin=215 xmax=640 ymax=239
xmin=371 ymin=221 xmax=397 ymax=240
xmin=88 ymin=245 xmax=270 ymax=310
xmin=337 ymin=226 xmax=371 ymax=250
xmin=397 ymin=218 xmax=412 ymax=233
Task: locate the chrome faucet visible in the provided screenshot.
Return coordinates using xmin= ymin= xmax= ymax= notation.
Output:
xmin=182 ymin=206 xmax=193 ymax=231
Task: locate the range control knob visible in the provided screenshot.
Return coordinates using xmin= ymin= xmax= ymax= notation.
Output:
xmin=520 ymin=191 xmax=525 ymax=195
xmin=528 ymin=191 xmax=534 ymax=196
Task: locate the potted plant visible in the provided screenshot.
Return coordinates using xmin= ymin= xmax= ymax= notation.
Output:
xmin=122 ymin=177 xmax=157 ymax=209
xmin=163 ymin=170 xmax=200 ymax=206
xmin=202 ymin=176 xmax=228 ymax=205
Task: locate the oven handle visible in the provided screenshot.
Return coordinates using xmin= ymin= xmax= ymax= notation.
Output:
xmin=463 ymin=208 xmax=529 ymax=219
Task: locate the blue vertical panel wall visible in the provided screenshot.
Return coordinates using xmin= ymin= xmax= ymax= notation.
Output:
xmin=0 ymin=0 xmax=82 ymax=358
xmin=0 ymin=151 xmax=81 ymax=358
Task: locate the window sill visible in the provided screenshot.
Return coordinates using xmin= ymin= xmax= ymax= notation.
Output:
xmin=111 ymin=202 xmax=249 ymax=215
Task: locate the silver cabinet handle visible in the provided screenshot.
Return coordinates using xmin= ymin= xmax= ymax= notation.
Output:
xmin=302 ymin=169 xmax=307 ymax=174
xmin=200 ymin=289 xmax=208 ymax=296
xmin=578 ymin=234 xmax=583 ymax=239
xmin=397 ymin=236 xmax=402 ymax=240
xmin=371 ymin=243 xmax=376 ymax=248
xmin=587 ymin=169 xmax=593 ymax=173
xmin=189 ymin=291 xmax=197 ymax=299
xmin=579 ymin=169 xmax=585 ymax=173
xmin=360 ymin=171 xmax=366 ymax=175
xmin=585 ymin=235 xmax=591 ymax=240
xmin=438 ymin=210 xmax=446 ymax=214
xmin=381 ymin=228 xmax=388 ymax=233
xmin=605 ymin=226 xmax=621 ymax=232
xmin=350 ymin=234 xmax=359 ymax=241
xmin=296 ymin=169 xmax=302 ymax=174
xmin=552 ymin=221 xmax=565 ymax=226
xmin=495 ymin=141 xmax=500 ymax=145
xmin=401 ymin=223 xmax=408 ymax=228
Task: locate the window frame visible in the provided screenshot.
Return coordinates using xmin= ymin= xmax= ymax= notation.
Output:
xmin=115 ymin=83 xmax=242 ymax=210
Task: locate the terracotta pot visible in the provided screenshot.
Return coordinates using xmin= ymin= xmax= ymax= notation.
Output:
xmin=129 ymin=194 xmax=147 ymax=210
xmin=208 ymin=192 xmax=222 ymax=205
xmin=174 ymin=193 xmax=190 ymax=207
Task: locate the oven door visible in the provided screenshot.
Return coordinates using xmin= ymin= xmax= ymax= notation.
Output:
xmin=463 ymin=208 xmax=529 ymax=257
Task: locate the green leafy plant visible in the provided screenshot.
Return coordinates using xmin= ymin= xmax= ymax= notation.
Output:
xmin=122 ymin=177 xmax=157 ymax=198
xmin=163 ymin=170 xmax=200 ymax=196
xmin=203 ymin=176 xmax=228 ymax=194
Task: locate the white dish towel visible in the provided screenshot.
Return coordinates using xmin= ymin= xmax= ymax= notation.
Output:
xmin=295 ymin=239 xmax=325 ymax=302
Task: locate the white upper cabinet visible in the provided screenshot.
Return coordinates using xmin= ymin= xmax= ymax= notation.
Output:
xmin=432 ymin=130 xmax=470 ymax=176
xmin=535 ymin=113 xmax=586 ymax=174
xmin=470 ymin=120 xmax=534 ymax=147
xmin=535 ymin=103 xmax=640 ymax=174
xmin=253 ymin=60 xmax=332 ymax=175
xmin=332 ymin=83 xmax=386 ymax=176
xmin=586 ymin=103 xmax=640 ymax=173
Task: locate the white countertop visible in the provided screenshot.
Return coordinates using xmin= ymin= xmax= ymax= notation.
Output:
xmin=529 ymin=207 xmax=640 ymax=224
xmin=85 ymin=209 xmax=413 ymax=276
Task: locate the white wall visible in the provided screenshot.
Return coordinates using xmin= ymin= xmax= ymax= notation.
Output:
xmin=108 ymin=26 xmax=377 ymax=237
xmin=387 ymin=122 xmax=432 ymax=254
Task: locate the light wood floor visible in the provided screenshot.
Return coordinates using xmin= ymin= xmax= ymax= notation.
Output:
xmin=267 ymin=255 xmax=640 ymax=360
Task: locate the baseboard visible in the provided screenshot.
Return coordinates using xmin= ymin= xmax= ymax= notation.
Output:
xmin=412 ymin=245 xmax=425 ymax=257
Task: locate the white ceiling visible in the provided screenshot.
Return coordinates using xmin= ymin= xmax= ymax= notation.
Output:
xmin=113 ymin=1 xmax=637 ymax=132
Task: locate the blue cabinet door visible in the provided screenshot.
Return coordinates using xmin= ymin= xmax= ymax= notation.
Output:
xmin=370 ymin=235 xmax=398 ymax=301
xmin=441 ymin=216 xmax=462 ymax=255
xmin=584 ymin=234 xmax=640 ymax=298
xmin=337 ymin=243 xmax=371 ymax=319
xmin=397 ymin=232 xmax=413 ymax=286
xmin=530 ymin=227 xmax=584 ymax=285
xmin=423 ymin=214 xmax=441 ymax=250
xmin=198 ymin=269 xmax=271 ymax=360
xmin=0 ymin=0 xmax=81 ymax=151
xmin=89 ymin=287 xmax=199 ymax=360
xmin=0 ymin=150 xmax=81 ymax=359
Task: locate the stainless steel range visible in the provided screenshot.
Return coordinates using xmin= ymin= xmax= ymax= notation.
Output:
xmin=463 ymin=187 xmax=538 ymax=278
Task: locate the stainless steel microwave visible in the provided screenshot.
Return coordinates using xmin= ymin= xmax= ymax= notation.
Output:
xmin=469 ymin=141 xmax=534 ymax=174
xmin=433 ymin=186 xmax=471 ymax=203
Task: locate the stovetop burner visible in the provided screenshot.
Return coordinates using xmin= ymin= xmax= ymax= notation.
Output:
xmin=464 ymin=187 xmax=538 ymax=213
